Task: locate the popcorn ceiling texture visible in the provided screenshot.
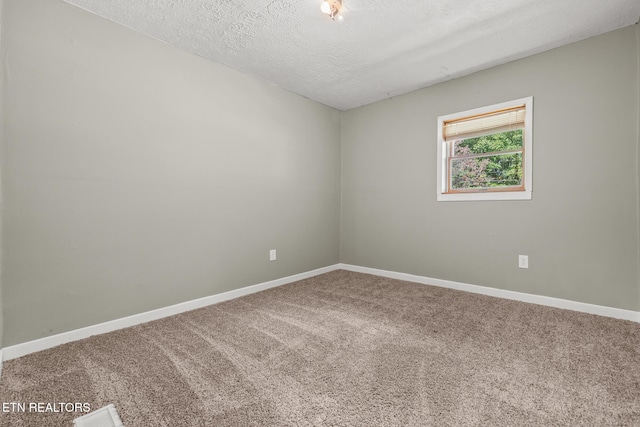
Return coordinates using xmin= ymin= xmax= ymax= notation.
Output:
xmin=61 ymin=0 xmax=640 ymax=110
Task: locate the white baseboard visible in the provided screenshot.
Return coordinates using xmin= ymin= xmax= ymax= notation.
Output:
xmin=338 ymin=263 xmax=640 ymax=323
xmin=3 ymin=263 xmax=638 ymax=363
xmin=2 ymin=265 xmax=340 ymax=361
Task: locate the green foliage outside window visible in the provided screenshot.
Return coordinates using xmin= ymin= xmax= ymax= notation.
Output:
xmin=451 ymin=130 xmax=523 ymax=189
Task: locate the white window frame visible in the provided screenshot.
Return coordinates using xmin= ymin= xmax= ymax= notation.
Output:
xmin=437 ymin=96 xmax=533 ymax=202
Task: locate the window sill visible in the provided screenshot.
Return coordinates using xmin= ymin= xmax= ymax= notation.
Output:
xmin=437 ymin=190 xmax=532 ymax=202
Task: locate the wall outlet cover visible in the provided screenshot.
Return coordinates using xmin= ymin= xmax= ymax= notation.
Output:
xmin=519 ymin=255 xmax=529 ymax=269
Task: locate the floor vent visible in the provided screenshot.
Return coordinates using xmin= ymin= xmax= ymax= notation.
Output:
xmin=73 ymin=404 xmax=124 ymax=427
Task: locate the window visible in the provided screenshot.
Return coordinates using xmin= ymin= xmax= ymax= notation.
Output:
xmin=437 ymin=97 xmax=533 ymax=201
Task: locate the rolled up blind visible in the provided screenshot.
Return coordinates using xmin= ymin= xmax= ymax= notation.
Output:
xmin=443 ymin=105 xmax=526 ymax=142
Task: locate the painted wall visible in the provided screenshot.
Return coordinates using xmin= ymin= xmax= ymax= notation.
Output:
xmin=637 ymin=24 xmax=640 ymax=312
xmin=1 ymin=0 xmax=341 ymax=346
xmin=2 ymin=1 xmax=638 ymax=349
xmin=0 ymin=0 xmax=5 ymax=351
xmin=341 ymin=25 xmax=640 ymax=311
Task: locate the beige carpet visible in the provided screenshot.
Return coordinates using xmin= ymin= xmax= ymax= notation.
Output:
xmin=1 ymin=270 xmax=639 ymax=426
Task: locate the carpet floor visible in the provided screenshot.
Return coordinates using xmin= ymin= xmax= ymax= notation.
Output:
xmin=0 ymin=270 xmax=639 ymax=426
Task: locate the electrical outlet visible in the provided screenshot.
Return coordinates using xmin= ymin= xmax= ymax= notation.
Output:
xmin=519 ymin=255 xmax=528 ymax=269
xmin=269 ymin=249 xmax=277 ymax=261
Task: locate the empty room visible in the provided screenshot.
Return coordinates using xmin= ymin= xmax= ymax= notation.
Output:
xmin=0 ymin=0 xmax=639 ymax=425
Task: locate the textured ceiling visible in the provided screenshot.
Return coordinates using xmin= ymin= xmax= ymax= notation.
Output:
xmin=62 ymin=0 xmax=640 ymax=111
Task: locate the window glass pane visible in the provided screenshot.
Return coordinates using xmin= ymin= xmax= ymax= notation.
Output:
xmin=453 ymin=129 xmax=523 ymax=155
xmin=451 ymin=152 xmax=523 ymax=189
xmin=449 ymin=129 xmax=524 ymax=191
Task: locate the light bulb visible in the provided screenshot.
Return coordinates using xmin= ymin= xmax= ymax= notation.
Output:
xmin=320 ymin=1 xmax=331 ymax=15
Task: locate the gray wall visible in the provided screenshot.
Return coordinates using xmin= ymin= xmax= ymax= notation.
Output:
xmin=0 ymin=0 xmax=4 ymax=350
xmin=2 ymin=1 xmax=639 ymax=349
xmin=341 ymin=25 xmax=640 ymax=311
xmin=1 ymin=0 xmax=341 ymax=346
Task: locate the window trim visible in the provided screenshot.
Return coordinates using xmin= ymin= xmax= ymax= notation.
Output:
xmin=436 ymin=96 xmax=533 ymax=201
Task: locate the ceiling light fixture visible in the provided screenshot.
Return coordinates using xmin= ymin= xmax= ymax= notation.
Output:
xmin=320 ymin=0 xmax=342 ymax=20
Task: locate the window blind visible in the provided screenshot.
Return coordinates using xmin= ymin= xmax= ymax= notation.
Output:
xmin=443 ymin=105 xmax=526 ymax=141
